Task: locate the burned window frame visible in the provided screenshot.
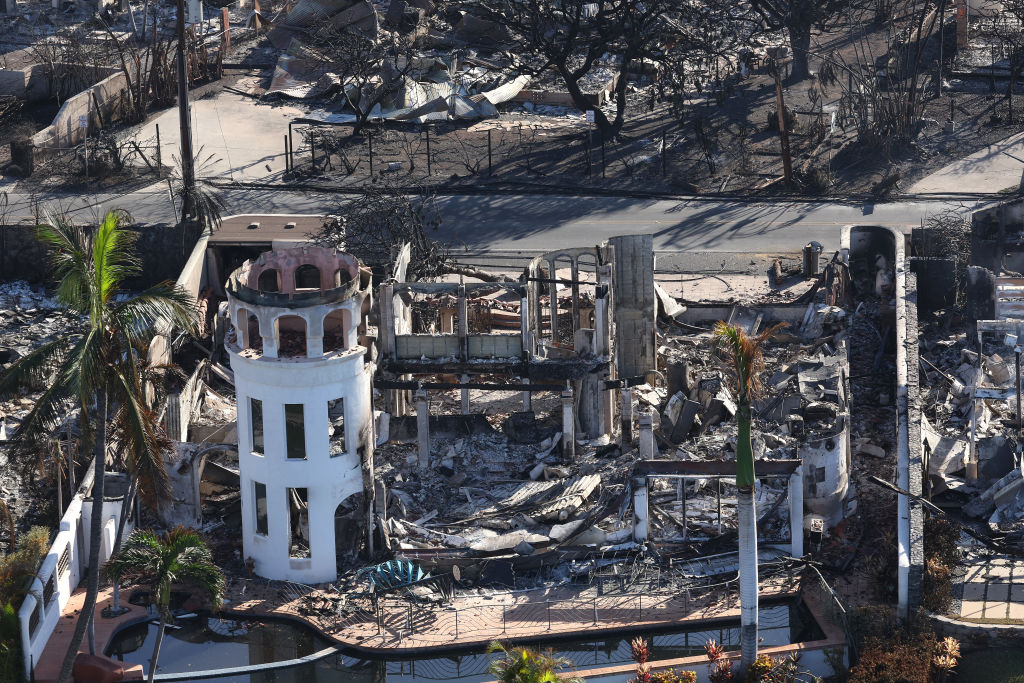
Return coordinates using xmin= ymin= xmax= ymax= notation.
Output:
xmin=254 ymin=481 xmax=269 ymax=536
xmin=285 ymin=403 xmax=307 ymax=460
xmin=250 ymin=397 xmax=264 ymax=455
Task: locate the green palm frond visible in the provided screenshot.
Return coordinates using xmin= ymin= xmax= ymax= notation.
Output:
xmin=112 ymin=283 xmax=198 ymax=348
xmin=36 ymin=216 xmax=92 ymax=316
xmin=108 ymin=369 xmax=171 ymax=505
xmin=92 ymin=210 xmax=140 ymax=306
xmin=104 ymin=527 xmax=224 ymax=614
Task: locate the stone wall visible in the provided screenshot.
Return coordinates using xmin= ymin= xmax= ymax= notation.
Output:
xmin=927 ymin=610 xmax=1024 ymax=648
xmin=906 ymin=272 xmax=925 ymax=614
xmin=0 ymin=222 xmax=190 ymax=287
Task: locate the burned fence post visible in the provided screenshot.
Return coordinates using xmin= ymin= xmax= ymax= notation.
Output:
xmin=461 ymin=374 xmax=470 ymax=415
xmin=632 ymin=475 xmax=649 ymax=542
xmin=639 ymin=408 xmax=654 ymax=459
xmin=488 ymin=129 xmax=492 ymax=176
xmin=562 ymin=386 xmax=575 ymax=458
xmin=155 ymin=124 xmax=162 ymax=174
xmin=416 ymin=388 xmax=430 ymax=469
xmin=368 ymin=132 xmax=374 ymax=177
xmin=425 ymin=126 xmax=431 ymax=176
xmin=284 ymin=135 xmax=289 ymax=173
xmin=288 ymin=122 xmax=295 ymax=171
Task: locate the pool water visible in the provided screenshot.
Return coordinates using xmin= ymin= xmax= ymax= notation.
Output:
xmin=107 ymin=601 xmax=822 ymax=682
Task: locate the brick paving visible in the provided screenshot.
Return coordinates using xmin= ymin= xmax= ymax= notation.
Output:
xmin=35 ymin=587 xmax=147 ymax=683
xmin=223 ymin=574 xmax=802 ymax=653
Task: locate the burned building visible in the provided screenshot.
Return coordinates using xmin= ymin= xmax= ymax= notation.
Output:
xmin=224 ymin=245 xmax=376 ymax=583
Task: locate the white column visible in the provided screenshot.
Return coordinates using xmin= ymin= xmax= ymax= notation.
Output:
xmin=632 ymin=476 xmax=649 ymax=542
xmin=561 ymin=387 xmax=575 ymax=458
xmin=789 ymin=467 xmax=803 ymax=558
xmin=416 ymin=389 xmax=429 ymax=469
xmin=639 ymin=409 xmax=654 ymax=459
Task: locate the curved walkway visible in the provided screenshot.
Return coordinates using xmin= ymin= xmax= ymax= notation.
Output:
xmin=223 ymin=574 xmax=802 ymax=654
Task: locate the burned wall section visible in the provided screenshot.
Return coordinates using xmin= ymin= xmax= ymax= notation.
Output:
xmin=909 ymin=258 xmax=956 ymax=314
xmin=970 ymin=196 xmax=1024 ymax=275
xmin=0 ymin=222 xmax=189 ymax=287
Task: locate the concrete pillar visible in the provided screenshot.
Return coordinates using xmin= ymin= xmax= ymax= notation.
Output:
xmin=416 ymin=389 xmax=429 ymax=469
xmin=261 ymin=332 xmax=278 ymax=358
xmin=632 ymin=476 xmax=649 ymax=543
xmin=235 ymin=307 xmax=249 ymax=348
xmin=621 ymin=387 xmax=633 ymax=444
xmin=562 ymin=387 xmax=575 ymax=458
xmin=520 ymin=296 xmax=532 ymax=355
xmin=548 ymin=259 xmax=559 ymax=342
xmin=458 ymin=284 xmax=468 ymax=361
xmin=639 ymin=409 xmax=654 ymax=459
xmin=307 ymin=312 xmax=324 ymax=358
xmin=789 ymin=467 xmax=803 ymax=558
xmin=460 ymin=374 xmax=470 ymax=415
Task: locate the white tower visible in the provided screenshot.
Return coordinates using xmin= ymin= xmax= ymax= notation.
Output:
xmin=225 ymin=246 xmax=374 ymax=583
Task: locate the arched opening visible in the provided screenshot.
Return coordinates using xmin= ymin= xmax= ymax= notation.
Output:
xmin=196 ymin=448 xmax=240 ymax=529
xmin=295 ymin=264 xmax=321 ymax=290
xmin=323 ymin=309 xmax=348 ymax=353
xmin=237 ymin=308 xmax=262 ymax=352
xmin=275 ymin=315 xmax=308 ymax=357
xmin=334 ymin=494 xmax=362 ymax=571
xmin=576 ymin=253 xmax=598 ymax=329
xmin=258 ymin=268 xmax=279 ymax=292
xmin=551 ymin=255 xmax=574 ymax=345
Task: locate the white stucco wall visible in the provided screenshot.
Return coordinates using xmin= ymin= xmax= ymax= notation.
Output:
xmin=229 ymin=343 xmax=371 ymax=584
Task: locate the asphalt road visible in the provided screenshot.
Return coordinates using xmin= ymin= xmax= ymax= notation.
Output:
xmin=3 ymin=184 xmax=994 ymax=254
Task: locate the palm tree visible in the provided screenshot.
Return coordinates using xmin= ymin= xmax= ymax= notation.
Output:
xmin=487 ymin=642 xmax=583 ymax=683
xmin=104 ymin=527 xmax=224 ymax=683
xmin=712 ymin=321 xmax=785 ymax=673
xmin=0 ymin=210 xmax=197 ymax=683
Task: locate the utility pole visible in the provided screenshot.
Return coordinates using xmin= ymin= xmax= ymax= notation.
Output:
xmin=177 ymin=0 xmax=196 ymax=221
xmin=773 ymin=59 xmax=793 ymax=187
xmin=937 ymin=0 xmax=947 ymax=97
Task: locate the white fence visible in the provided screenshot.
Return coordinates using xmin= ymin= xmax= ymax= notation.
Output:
xmin=18 ymin=460 xmax=127 ymax=677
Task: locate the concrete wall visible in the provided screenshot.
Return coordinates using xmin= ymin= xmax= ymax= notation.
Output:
xmin=31 ymin=70 xmax=128 ymax=152
xmin=800 ymin=433 xmax=849 ymax=528
xmin=842 ymin=224 xmax=922 ymax=619
xmin=0 ymin=222 xmax=191 ymax=286
xmin=467 ymin=334 xmax=522 ymax=358
xmin=396 ymin=334 xmax=459 ymax=359
xmin=905 ymin=272 xmax=925 ymax=614
xmin=230 ymin=347 xmax=371 ymax=584
xmin=928 ymin=610 xmax=1024 ymax=647
xmin=0 ymin=63 xmax=117 ymax=102
xmin=909 ymin=257 xmax=956 ymax=314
